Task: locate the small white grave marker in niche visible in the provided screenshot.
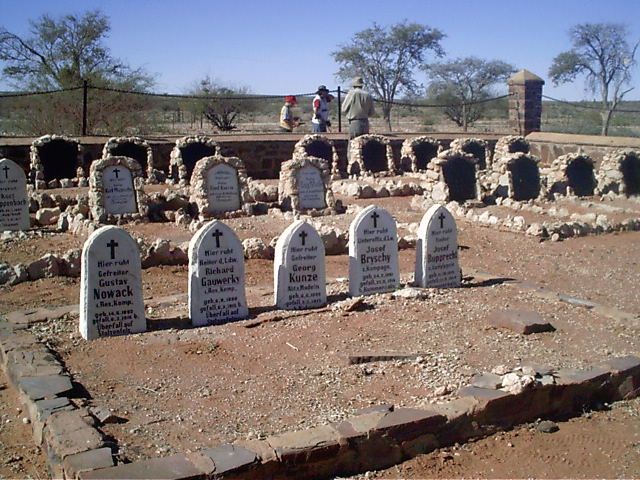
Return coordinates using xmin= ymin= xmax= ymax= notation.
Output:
xmin=274 ymin=221 xmax=326 ymax=310
xmin=348 ymin=205 xmax=399 ymax=296
xmin=0 ymin=158 xmax=30 ymax=231
xmin=79 ymin=226 xmax=146 ymax=340
xmin=189 ymin=220 xmax=248 ymax=326
xmin=102 ymin=165 xmax=137 ymax=215
xmin=207 ymin=163 xmax=241 ymax=213
xmin=296 ymin=165 xmax=326 ymax=210
xmin=415 ymin=204 xmax=461 ymax=288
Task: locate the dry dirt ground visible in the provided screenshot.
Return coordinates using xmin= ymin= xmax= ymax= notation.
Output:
xmin=1 ymin=186 xmax=639 ymax=479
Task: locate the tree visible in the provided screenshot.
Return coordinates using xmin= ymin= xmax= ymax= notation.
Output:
xmin=549 ymin=23 xmax=639 ymax=136
xmin=332 ymin=21 xmax=444 ymax=130
xmin=425 ymin=57 xmax=515 ymax=131
xmin=0 ymin=10 xmax=154 ymax=135
xmin=192 ymin=76 xmax=256 ymax=132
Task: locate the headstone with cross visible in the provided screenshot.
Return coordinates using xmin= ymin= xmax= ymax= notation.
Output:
xmin=188 ymin=219 xmax=248 ymax=326
xmin=348 ymin=205 xmax=399 ymax=296
xmin=79 ymin=226 xmax=146 ymax=340
xmin=205 ymin=163 xmax=241 ymax=213
xmin=274 ymin=220 xmax=326 ymax=310
xmin=415 ymin=204 xmax=461 ymax=288
xmin=296 ymin=165 xmax=326 ymax=210
xmin=0 ymin=158 xmax=30 ymax=231
xmin=102 ymin=165 xmax=138 ymax=215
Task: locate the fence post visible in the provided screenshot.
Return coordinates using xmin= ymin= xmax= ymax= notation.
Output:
xmin=337 ymin=86 xmax=342 ymax=133
xmin=82 ymin=80 xmax=88 ymax=136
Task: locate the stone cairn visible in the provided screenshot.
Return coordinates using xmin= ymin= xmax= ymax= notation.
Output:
xmin=422 ymin=149 xmax=480 ymax=202
xmin=347 ymin=134 xmax=395 ymax=176
xmin=493 ymin=135 xmax=530 ymax=159
xmin=449 ymin=137 xmax=491 ymax=170
xmin=546 ymin=153 xmax=596 ymax=197
xmin=278 ymin=155 xmax=338 ymax=214
xmin=596 ymin=149 xmax=640 ymax=196
xmin=102 ymin=136 xmax=162 ymax=183
xmin=30 ymin=134 xmax=84 ymax=190
xmin=293 ymin=134 xmax=341 ymax=180
xmin=490 ymin=152 xmax=542 ymax=201
xmin=170 ymin=135 xmax=221 ymax=185
xmin=189 ymin=155 xmax=251 ymax=218
xmin=400 ymin=136 xmax=442 ymax=172
xmin=88 ymin=155 xmax=149 ymax=223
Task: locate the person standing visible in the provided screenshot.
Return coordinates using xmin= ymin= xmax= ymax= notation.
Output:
xmin=279 ymin=95 xmax=300 ymax=132
xmin=311 ymin=85 xmax=332 ymax=133
xmin=341 ymin=76 xmax=375 ymax=139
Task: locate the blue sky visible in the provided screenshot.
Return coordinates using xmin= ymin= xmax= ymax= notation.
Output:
xmin=2 ymin=0 xmax=640 ymax=100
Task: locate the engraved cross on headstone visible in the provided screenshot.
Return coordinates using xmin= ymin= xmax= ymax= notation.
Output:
xmin=212 ymin=229 xmax=223 ymax=248
xmin=107 ymin=239 xmax=119 ymax=260
xmin=113 ymin=168 xmax=120 ymax=179
xmin=371 ymin=211 xmax=380 ymax=228
xmin=299 ymin=230 xmax=308 ymax=246
xmin=438 ymin=212 xmax=446 ymax=229
xmin=2 ymin=165 xmax=9 ymax=179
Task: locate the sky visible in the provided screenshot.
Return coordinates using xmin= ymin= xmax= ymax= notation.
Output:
xmin=1 ymin=0 xmax=640 ymax=101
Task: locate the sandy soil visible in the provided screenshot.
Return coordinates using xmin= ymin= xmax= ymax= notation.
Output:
xmin=0 ymin=190 xmax=639 ymax=477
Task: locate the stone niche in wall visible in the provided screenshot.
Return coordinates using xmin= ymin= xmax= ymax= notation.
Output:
xmin=400 ymin=136 xmax=441 ymax=172
xmin=170 ymin=136 xmax=220 ymax=185
xmin=30 ymin=135 xmax=84 ymax=189
xmin=347 ymin=134 xmax=395 ymax=176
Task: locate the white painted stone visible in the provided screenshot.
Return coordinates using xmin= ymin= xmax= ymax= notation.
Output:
xmin=102 ymin=165 xmax=137 ymax=215
xmin=296 ymin=165 xmax=326 ymax=210
xmin=206 ymin=163 xmax=241 ymax=213
xmin=0 ymin=158 xmax=30 ymax=231
xmin=348 ymin=205 xmax=399 ymax=296
xmin=274 ymin=221 xmax=326 ymax=310
xmin=79 ymin=226 xmax=146 ymax=340
xmin=189 ymin=220 xmax=248 ymax=326
xmin=415 ymin=204 xmax=461 ymax=288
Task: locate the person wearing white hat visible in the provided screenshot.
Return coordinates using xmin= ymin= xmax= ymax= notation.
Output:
xmin=341 ymin=76 xmax=375 ymax=139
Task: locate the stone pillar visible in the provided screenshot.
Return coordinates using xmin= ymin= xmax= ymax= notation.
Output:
xmin=508 ymin=70 xmax=544 ymax=136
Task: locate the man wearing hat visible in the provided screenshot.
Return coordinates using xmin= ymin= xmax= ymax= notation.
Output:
xmin=280 ymin=95 xmax=300 ymax=132
xmin=341 ymin=76 xmax=375 ymax=139
xmin=311 ymin=85 xmax=333 ymax=133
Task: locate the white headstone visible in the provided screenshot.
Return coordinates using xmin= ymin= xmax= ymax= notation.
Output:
xmin=0 ymin=158 xmax=30 ymax=231
xmin=189 ymin=220 xmax=248 ymax=326
xmin=296 ymin=165 xmax=326 ymax=210
xmin=274 ymin=221 xmax=326 ymax=310
xmin=348 ymin=205 xmax=399 ymax=296
xmin=79 ymin=226 xmax=146 ymax=340
xmin=207 ymin=163 xmax=241 ymax=213
xmin=415 ymin=205 xmax=461 ymax=288
xmin=102 ymin=165 xmax=137 ymax=215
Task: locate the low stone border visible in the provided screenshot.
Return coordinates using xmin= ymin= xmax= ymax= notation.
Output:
xmin=332 ymin=179 xmax=426 ymax=199
xmin=1 ymin=312 xmax=637 ymax=479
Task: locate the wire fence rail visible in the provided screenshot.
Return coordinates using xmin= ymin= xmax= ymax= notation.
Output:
xmin=1 ymin=82 xmax=638 ymax=137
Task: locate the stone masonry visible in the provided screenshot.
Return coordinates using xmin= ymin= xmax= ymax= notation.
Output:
xmin=347 ymin=134 xmax=396 ymax=176
xmin=423 ymin=149 xmax=480 ymax=203
xmin=293 ymin=134 xmax=341 ymax=180
xmin=102 ymin=136 xmax=162 ymax=183
xmin=596 ymin=149 xmax=640 ymax=196
xmin=30 ymin=134 xmax=84 ymax=190
xmin=278 ymin=155 xmax=337 ymax=214
xmin=400 ymin=136 xmax=442 ymax=172
xmin=170 ymin=135 xmax=221 ymax=185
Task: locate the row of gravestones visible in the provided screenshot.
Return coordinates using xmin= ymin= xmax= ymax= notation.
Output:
xmin=0 ymin=154 xmax=331 ymax=230
xmin=79 ymin=204 xmax=460 ymax=340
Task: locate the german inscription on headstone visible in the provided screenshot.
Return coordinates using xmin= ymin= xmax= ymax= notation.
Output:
xmin=79 ymin=226 xmax=146 ymax=340
xmin=274 ymin=221 xmax=326 ymax=310
xmin=349 ymin=205 xmax=399 ymax=296
xmin=0 ymin=158 xmax=30 ymax=231
xmin=102 ymin=165 xmax=137 ymax=215
xmin=207 ymin=163 xmax=241 ymax=213
xmin=415 ymin=204 xmax=461 ymax=288
xmin=296 ymin=165 xmax=326 ymax=210
xmin=189 ymin=220 xmax=248 ymax=326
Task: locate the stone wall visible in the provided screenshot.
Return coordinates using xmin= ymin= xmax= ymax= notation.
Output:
xmin=0 ymin=134 xmax=502 ymax=181
xmin=527 ymin=132 xmax=640 ymax=167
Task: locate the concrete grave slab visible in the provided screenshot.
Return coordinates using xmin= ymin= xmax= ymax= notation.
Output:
xmin=489 ymin=309 xmax=556 ymax=334
xmin=348 ymin=205 xmax=399 ymax=296
xmin=0 ymin=158 xmax=30 ymax=230
xmin=188 ymin=220 xmax=248 ymax=326
xmin=79 ymin=226 xmax=146 ymax=340
xmin=274 ymin=220 xmax=326 ymax=310
xmin=415 ymin=204 xmax=461 ymax=288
